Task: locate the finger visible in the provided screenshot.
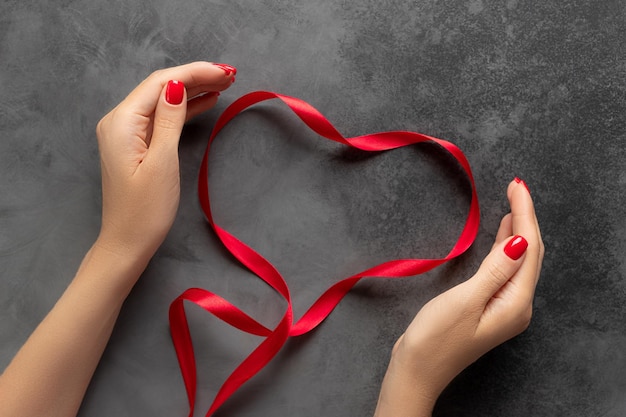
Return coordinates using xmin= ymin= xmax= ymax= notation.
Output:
xmin=144 ymin=80 xmax=187 ymax=160
xmin=466 ymin=235 xmax=529 ymax=305
xmin=507 ymin=178 xmax=535 ymax=222
xmin=492 ymin=213 xmax=513 ymax=249
xmin=186 ymin=92 xmax=220 ymax=121
xmin=186 ymin=81 xmax=233 ymax=100
xmin=507 ymin=178 xmax=540 ymax=245
xmin=506 ymin=178 xmax=544 ymax=291
xmin=121 ymin=61 xmax=235 ymax=118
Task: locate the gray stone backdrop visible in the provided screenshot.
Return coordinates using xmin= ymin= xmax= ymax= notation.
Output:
xmin=1 ymin=0 xmax=625 ymax=416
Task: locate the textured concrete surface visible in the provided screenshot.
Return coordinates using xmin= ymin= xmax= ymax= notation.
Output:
xmin=1 ymin=0 xmax=626 ymax=416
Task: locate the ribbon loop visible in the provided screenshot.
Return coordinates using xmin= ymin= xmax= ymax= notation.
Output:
xmin=169 ymin=91 xmax=480 ymax=416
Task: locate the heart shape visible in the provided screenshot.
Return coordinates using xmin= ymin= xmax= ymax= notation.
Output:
xmin=169 ymin=91 xmax=480 ymax=417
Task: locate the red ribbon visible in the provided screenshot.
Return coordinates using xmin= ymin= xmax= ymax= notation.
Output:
xmin=169 ymin=91 xmax=480 ymax=416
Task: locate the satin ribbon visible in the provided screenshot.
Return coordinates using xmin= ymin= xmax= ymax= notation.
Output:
xmin=169 ymin=91 xmax=480 ymax=416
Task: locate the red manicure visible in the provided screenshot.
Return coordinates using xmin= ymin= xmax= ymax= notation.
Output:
xmin=504 ymin=235 xmax=528 ymax=260
xmin=166 ymin=80 xmax=185 ymax=105
xmin=213 ymin=63 xmax=237 ymax=76
xmin=514 ymin=177 xmax=531 ymax=193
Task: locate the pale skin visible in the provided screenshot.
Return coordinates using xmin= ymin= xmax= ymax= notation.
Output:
xmin=374 ymin=179 xmax=544 ymax=417
xmin=0 ymin=62 xmax=543 ymax=417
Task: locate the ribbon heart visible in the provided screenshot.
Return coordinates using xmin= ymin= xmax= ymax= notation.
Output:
xmin=169 ymin=91 xmax=480 ymax=417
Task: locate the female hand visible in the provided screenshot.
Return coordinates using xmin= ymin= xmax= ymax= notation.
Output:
xmin=0 ymin=62 xmax=238 ymax=417
xmin=374 ymin=178 xmax=544 ymax=417
xmin=95 ymin=61 xmax=236 ymax=265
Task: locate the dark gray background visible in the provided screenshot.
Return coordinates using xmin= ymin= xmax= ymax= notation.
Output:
xmin=1 ymin=0 xmax=625 ymax=416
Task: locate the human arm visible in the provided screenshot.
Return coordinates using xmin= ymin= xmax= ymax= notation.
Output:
xmin=0 ymin=61 xmax=236 ymax=417
xmin=374 ymin=178 xmax=544 ymax=417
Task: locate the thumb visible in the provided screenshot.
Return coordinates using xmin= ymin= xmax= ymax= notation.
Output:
xmin=149 ymin=80 xmax=187 ymax=157
xmin=468 ymin=235 xmax=529 ymax=303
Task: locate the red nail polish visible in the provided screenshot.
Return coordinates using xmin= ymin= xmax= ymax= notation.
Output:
xmin=166 ymin=80 xmax=185 ymax=105
xmin=213 ymin=63 xmax=237 ymax=76
xmin=504 ymin=235 xmax=528 ymax=260
xmin=514 ymin=177 xmax=531 ymax=193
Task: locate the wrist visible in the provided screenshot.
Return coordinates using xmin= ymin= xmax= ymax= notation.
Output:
xmin=94 ymin=227 xmax=158 ymax=266
xmin=80 ymin=238 xmax=152 ymax=296
xmin=374 ymin=352 xmax=439 ymax=417
xmin=392 ymin=336 xmax=447 ymax=401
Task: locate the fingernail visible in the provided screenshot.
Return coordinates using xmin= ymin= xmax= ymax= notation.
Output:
xmin=166 ymin=80 xmax=185 ymax=105
xmin=504 ymin=235 xmax=528 ymax=260
xmin=213 ymin=63 xmax=237 ymax=76
xmin=514 ymin=177 xmax=531 ymax=193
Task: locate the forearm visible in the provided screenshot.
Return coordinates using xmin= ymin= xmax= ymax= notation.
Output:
xmin=0 ymin=242 xmax=148 ymax=417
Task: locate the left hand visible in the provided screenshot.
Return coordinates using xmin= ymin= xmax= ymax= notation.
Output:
xmin=374 ymin=178 xmax=544 ymax=416
xmin=95 ymin=61 xmax=236 ymax=263
xmin=0 ymin=62 xmax=238 ymax=417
